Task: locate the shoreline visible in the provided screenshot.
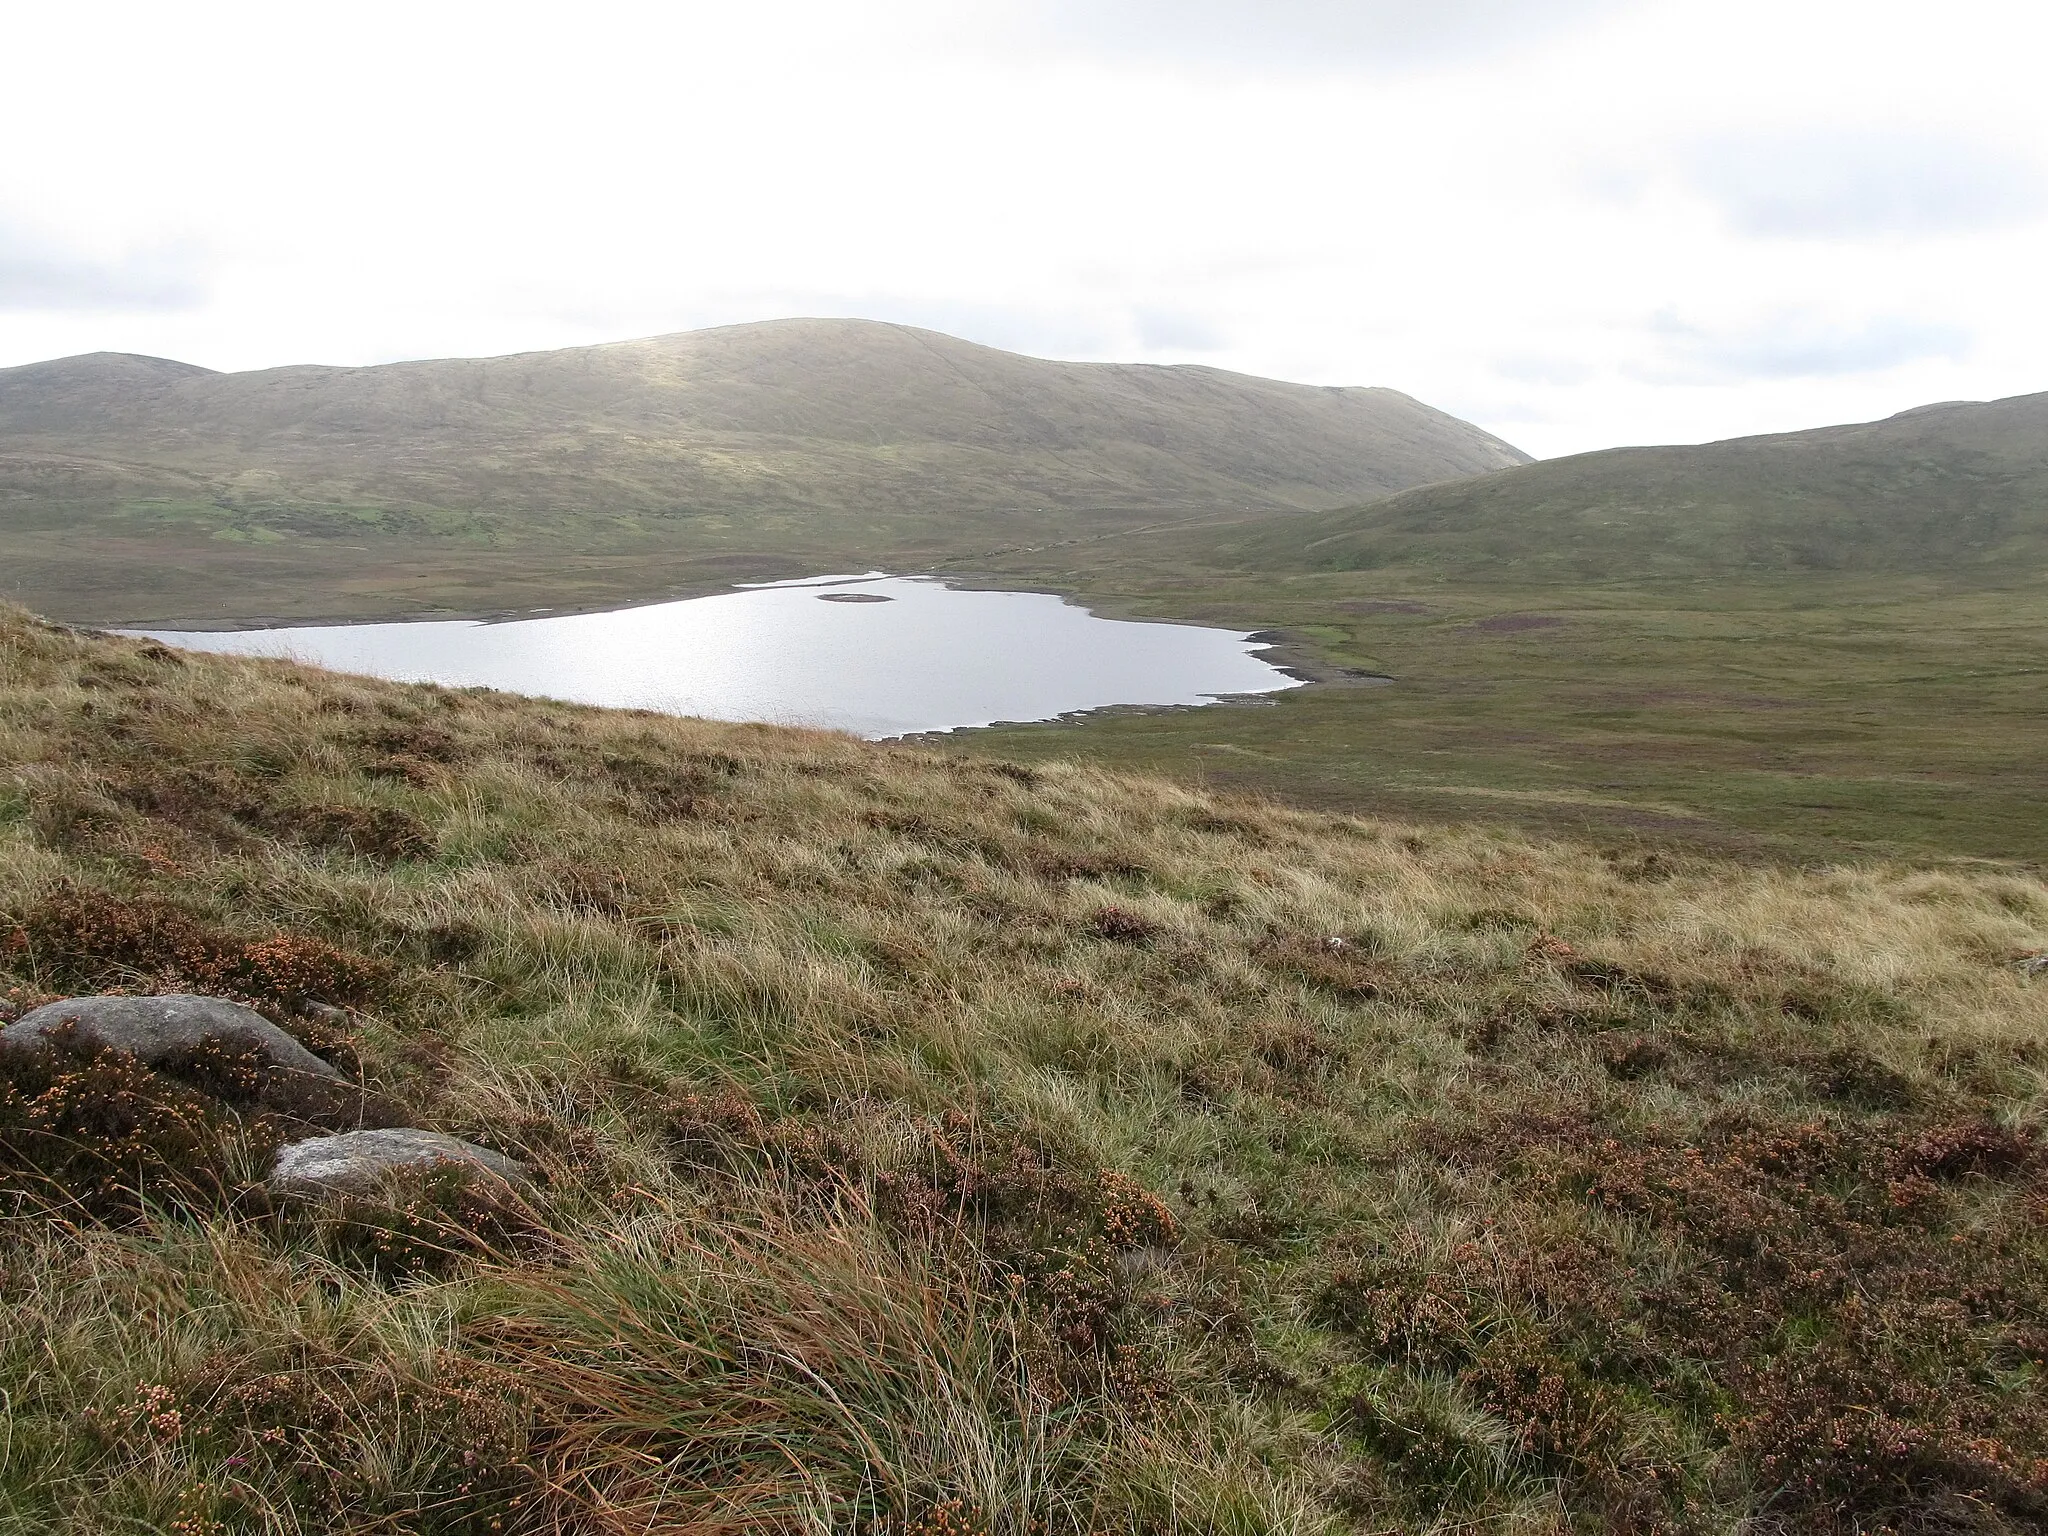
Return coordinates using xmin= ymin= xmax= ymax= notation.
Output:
xmin=94 ymin=572 xmax=1363 ymax=744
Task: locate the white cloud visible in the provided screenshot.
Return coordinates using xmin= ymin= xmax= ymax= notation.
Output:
xmin=0 ymin=0 xmax=2044 ymax=459
xmin=1637 ymin=309 xmax=1974 ymax=383
xmin=1018 ymin=0 xmax=1636 ymax=73
xmin=1681 ymin=131 xmax=2047 ymax=238
xmin=0 ymin=218 xmax=210 ymax=313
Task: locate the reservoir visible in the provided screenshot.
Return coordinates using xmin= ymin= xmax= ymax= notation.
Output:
xmin=134 ymin=574 xmax=1300 ymax=739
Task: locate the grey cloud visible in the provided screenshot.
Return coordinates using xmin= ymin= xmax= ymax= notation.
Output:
xmin=0 ymin=221 xmax=210 ymax=312
xmin=1027 ymin=0 xmax=1636 ymax=74
xmin=1133 ymin=308 xmax=1224 ymax=351
xmin=1682 ymin=130 xmax=2048 ymax=239
xmin=1638 ymin=310 xmax=1972 ymax=384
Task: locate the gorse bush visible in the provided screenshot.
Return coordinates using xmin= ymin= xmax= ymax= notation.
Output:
xmin=2 ymin=602 xmax=2047 ymax=1533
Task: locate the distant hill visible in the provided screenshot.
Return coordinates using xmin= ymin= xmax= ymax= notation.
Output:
xmin=0 ymin=317 xmax=1519 ymax=533
xmin=0 ymin=319 xmax=1525 ymax=622
xmin=1209 ymin=391 xmax=2048 ymax=582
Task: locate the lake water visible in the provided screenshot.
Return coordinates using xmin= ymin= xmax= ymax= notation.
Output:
xmin=135 ymin=574 xmax=1300 ymax=738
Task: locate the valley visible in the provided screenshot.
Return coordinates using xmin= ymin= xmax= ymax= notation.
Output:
xmin=949 ymin=552 xmax=2048 ymax=867
xmin=5 ymin=328 xmax=2041 ymax=867
xmin=948 ymin=392 xmax=2048 ymax=864
xmin=12 ymin=2 xmax=2048 ymax=1529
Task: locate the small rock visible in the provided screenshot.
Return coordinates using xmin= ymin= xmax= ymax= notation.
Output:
xmin=2 ymin=994 xmax=344 ymax=1081
xmin=270 ymin=1128 xmax=529 ymax=1199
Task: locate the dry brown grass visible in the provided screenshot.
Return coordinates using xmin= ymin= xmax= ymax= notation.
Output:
xmin=3 ymin=601 xmax=2047 ymax=1533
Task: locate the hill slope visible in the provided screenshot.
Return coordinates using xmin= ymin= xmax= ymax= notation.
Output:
xmin=942 ymin=390 xmax=2048 ymax=862
xmin=1210 ymin=390 xmax=2048 ymax=582
xmin=4 ymin=607 xmax=2047 ymax=1533
xmin=0 ymin=319 xmax=1524 ymax=622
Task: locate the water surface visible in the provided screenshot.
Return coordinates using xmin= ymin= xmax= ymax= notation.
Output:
xmin=137 ymin=574 xmax=1298 ymax=738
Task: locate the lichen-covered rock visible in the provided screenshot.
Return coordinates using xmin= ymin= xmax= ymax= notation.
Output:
xmin=0 ymin=993 xmax=394 ymax=1131
xmin=270 ymin=1128 xmax=529 ymax=1199
xmin=2 ymin=994 xmax=344 ymax=1078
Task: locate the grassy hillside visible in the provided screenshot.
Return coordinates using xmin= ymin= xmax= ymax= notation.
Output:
xmin=948 ymin=395 xmax=2048 ymax=865
xmin=1218 ymin=392 xmax=2048 ymax=582
xmin=5 ymin=352 xmax=2040 ymax=865
xmin=0 ymin=320 xmax=1524 ymax=626
xmin=5 ymin=606 xmax=2048 ymax=1534
xmin=951 ymin=560 xmax=2048 ymax=865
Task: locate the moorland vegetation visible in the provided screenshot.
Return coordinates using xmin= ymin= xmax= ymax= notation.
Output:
xmin=0 ymin=320 xmax=1521 ymax=626
xmin=5 ymin=606 xmax=2047 ymax=1534
xmin=955 ymin=391 xmax=2048 ymax=864
xmin=4 ymin=324 xmax=2040 ymax=866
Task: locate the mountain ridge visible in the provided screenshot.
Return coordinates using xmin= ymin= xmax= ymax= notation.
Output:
xmin=0 ymin=318 xmax=1527 ymax=623
xmin=0 ymin=317 xmax=1527 ymax=504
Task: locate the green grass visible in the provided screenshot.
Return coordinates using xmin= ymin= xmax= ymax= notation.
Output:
xmin=5 ymin=607 xmax=2048 ymax=1533
xmin=934 ymin=391 xmax=2048 ymax=867
xmin=937 ymin=529 xmax=2048 ymax=869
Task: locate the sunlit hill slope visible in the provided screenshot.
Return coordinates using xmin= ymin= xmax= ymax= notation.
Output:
xmin=0 ymin=319 xmax=1526 ymax=624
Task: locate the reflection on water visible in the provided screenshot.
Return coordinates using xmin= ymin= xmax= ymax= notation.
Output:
xmin=135 ymin=575 xmax=1299 ymax=739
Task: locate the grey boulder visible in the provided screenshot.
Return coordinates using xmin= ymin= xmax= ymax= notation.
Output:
xmin=0 ymin=993 xmax=395 ymax=1131
xmin=2 ymin=993 xmax=344 ymax=1079
xmin=270 ymin=1129 xmax=529 ymax=1199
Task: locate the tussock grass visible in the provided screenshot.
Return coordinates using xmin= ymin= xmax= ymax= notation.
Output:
xmin=3 ymin=602 xmax=2047 ymax=1533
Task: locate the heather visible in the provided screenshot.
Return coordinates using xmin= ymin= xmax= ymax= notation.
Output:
xmin=3 ymin=604 xmax=2046 ymax=1534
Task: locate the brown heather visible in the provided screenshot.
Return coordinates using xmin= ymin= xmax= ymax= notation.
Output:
xmin=2 ymin=600 xmax=2047 ymax=1534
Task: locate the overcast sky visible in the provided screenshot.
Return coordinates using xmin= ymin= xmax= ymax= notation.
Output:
xmin=3 ymin=0 xmax=2043 ymax=457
